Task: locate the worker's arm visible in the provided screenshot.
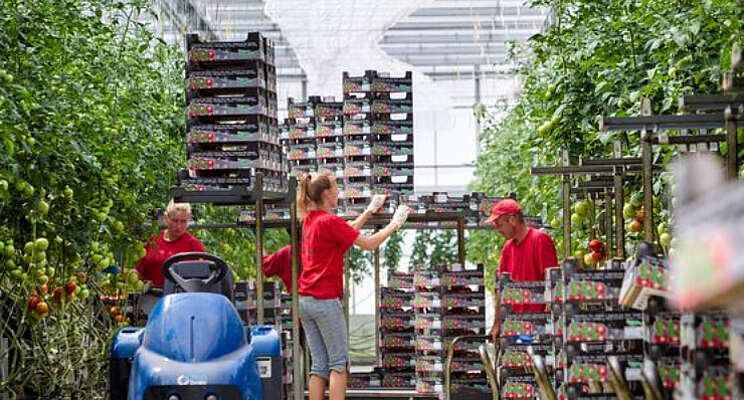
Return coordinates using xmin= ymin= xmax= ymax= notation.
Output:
xmin=490 ymin=288 xmax=501 ymax=343
xmin=348 ymin=209 xmax=374 ymax=231
xmin=353 ymin=223 xmax=398 ymax=251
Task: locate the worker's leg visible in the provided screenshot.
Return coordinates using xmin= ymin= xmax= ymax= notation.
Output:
xmin=299 ymin=296 xmax=330 ymax=400
xmin=314 ymin=299 xmax=349 ymax=400
xmin=329 ymin=369 xmax=348 ymax=400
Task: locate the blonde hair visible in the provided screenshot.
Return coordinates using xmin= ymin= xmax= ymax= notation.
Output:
xmin=297 ymin=171 xmax=335 ymax=219
xmin=166 ymin=199 xmax=192 ymax=218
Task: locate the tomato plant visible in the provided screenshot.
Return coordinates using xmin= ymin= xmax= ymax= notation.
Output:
xmin=469 ymin=0 xmax=744 ymax=284
xmin=0 ymin=0 xmax=187 ymax=396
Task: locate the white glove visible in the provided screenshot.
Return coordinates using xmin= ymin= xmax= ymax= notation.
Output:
xmin=391 ymin=205 xmax=411 ymax=229
xmin=366 ymin=194 xmax=387 ymax=213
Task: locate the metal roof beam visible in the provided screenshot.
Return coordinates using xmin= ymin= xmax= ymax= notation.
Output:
xmin=381 ymin=32 xmax=535 ymax=44
xmin=388 ymin=20 xmax=544 ymax=31
xmin=380 ymin=43 xmax=508 ymax=56
xmin=410 ymin=6 xmax=546 ymax=17
xmin=400 ymin=55 xmax=507 ymax=66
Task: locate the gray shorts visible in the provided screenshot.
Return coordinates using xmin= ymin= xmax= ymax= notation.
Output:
xmin=299 ymin=296 xmax=348 ymax=379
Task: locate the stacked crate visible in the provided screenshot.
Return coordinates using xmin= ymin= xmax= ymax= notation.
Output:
xmin=497 ymin=273 xmax=553 ymax=400
xmin=314 ymin=97 xmax=346 ymax=182
xmin=181 ymin=32 xmax=284 ymax=194
xmin=557 ymin=259 xmax=645 ymax=399
xmin=414 ymin=265 xmax=488 ymax=398
xmin=342 ymin=71 xmax=376 ymax=216
xmin=286 ymin=97 xmax=319 ymax=178
xmin=377 ymin=272 xmax=416 ymax=387
xmin=370 ymin=72 xmax=414 ymax=198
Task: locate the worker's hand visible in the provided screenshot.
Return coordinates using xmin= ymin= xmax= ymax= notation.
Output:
xmin=390 ymin=205 xmax=411 ymax=229
xmin=489 ymin=320 xmax=500 ymax=344
xmin=365 ymin=194 xmax=387 ymax=214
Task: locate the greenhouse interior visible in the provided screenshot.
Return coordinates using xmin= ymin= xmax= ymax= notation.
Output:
xmin=1 ymin=0 xmax=743 ymax=399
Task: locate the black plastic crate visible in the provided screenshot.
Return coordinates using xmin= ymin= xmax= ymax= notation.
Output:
xmin=188 ymin=122 xmax=278 ymax=145
xmin=186 ymin=66 xmax=270 ymax=99
xmin=187 ymin=150 xmax=282 ymax=172
xmin=343 ymin=99 xmax=372 ymax=116
xmin=316 ymin=143 xmax=344 ymax=160
xmin=343 ymin=120 xmax=372 ymax=136
xmin=373 ymin=90 xmax=413 ymax=102
xmin=343 ymin=70 xmax=375 ymax=97
xmin=314 ymin=99 xmax=344 ymax=121
xmin=288 ymin=97 xmax=317 ymax=119
xmin=287 ymin=144 xmax=317 ymax=161
xmin=316 ymin=120 xmax=344 ymax=138
xmin=187 ymin=32 xmax=268 ymax=69
xmin=371 ymin=120 xmax=413 ymax=135
xmin=287 ymin=124 xmax=316 ymax=140
xmin=188 ymin=135 xmax=281 ymax=154
xmin=187 ymin=96 xmax=270 ymax=125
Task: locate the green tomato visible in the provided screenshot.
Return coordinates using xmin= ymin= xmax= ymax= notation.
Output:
xmin=10 ymin=269 xmax=23 ymax=280
xmin=34 ymin=251 xmax=46 ymax=262
xmin=550 ymin=217 xmax=561 ymax=229
xmin=0 ymin=179 xmax=7 ymax=192
xmin=36 ymin=200 xmax=49 ymax=215
xmin=623 ymin=204 xmax=636 ymax=219
xmin=3 ymin=244 xmax=14 ymax=257
xmin=46 ymin=266 xmax=55 ymax=276
xmin=37 ymin=274 xmax=48 ymax=285
xmin=660 ymin=233 xmax=672 ymax=248
xmin=91 ymin=241 xmax=100 ymax=252
xmin=574 ymin=249 xmax=585 ymax=260
xmin=64 ymin=187 xmax=74 ymax=198
xmin=79 ymin=289 xmax=90 ymax=299
xmin=574 ymin=201 xmax=589 ymax=217
xmin=4 ymin=259 xmax=15 ymax=269
xmin=630 ymin=192 xmax=644 ymax=208
xmin=570 ymin=213 xmax=582 ymax=225
xmin=113 ymin=220 xmax=124 ymax=233
xmin=91 ymin=254 xmax=103 ymax=264
xmin=24 ymin=241 xmax=34 ymax=255
xmin=35 ymin=238 xmax=49 ymax=251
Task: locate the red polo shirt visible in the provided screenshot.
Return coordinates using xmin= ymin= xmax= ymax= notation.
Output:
xmin=298 ymin=210 xmax=359 ymax=299
xmin=263 ymin=245 xmax=300 ymax=292
xmin=135 ymin=230 xmax=205 ymax=288
xmin=499 ymin=228 xmax=559 ymax=312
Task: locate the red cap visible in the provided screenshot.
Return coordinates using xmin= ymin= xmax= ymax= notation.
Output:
xmin=483 ymin=198 xmax=522 ymax=225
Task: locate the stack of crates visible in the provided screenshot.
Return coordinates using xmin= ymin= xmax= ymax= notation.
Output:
xmin=314 ymin=97 xmax=345 ymax=181
xmin=371 ymin=71 xmax=414 ymax=198
xmin=342 ymin=71 xmax=376 ymax=216
xmin=557 ymin=259 xmax=645 ymax=399
xmin=181 ymin=32 xmax=284 ymax=194
xmin=497 ymin=272 xmax=553 ymax=400
xmin=377 ymin=272 xmax=416 ymax=386
xmin=414 ymin=264 xmax=488 ymax=398
xmin=285 ymin=97 xmax=319 ymax=178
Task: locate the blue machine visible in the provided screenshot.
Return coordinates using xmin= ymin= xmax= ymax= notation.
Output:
xmin=109 ymin=253 xmax=283 ymax=400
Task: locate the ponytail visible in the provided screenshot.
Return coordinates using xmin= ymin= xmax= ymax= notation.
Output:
xmin=296 ymin=171 xmax=335 ymax=220
xmin=297 ymin=173 xmax=312 ymax=219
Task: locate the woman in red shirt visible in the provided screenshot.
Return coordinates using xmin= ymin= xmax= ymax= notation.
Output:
xmin=297 ymin=171 xmax=409 ymax=400
xmin=136 ymin=200 xmax=205 ymax=288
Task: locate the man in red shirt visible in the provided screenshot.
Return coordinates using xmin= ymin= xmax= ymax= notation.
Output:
xmin=483 ymin=199 xmax=558 ymax=343
xmin=263 ymin=245 xmax=299 ymax=292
